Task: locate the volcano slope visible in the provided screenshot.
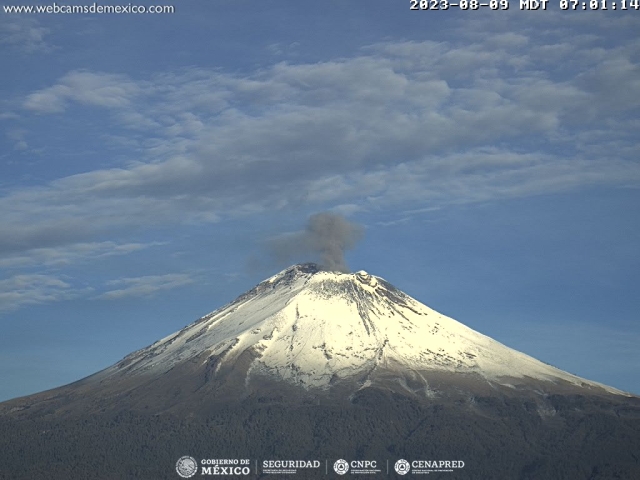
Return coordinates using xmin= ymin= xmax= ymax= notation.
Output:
xmin=1 ymin=264 xmax=639 ymax=479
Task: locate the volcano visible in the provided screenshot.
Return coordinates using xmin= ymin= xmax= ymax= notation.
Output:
xmin=1 ymin=264 xmax=639 ymax=480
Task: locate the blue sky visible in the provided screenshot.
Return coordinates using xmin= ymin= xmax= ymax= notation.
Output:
xmin=1 ymin=2 xmax=639 ymax=401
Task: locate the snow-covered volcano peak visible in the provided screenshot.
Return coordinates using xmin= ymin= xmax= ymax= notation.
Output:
xmin=104 ymin=264 xmax=627 ymax=398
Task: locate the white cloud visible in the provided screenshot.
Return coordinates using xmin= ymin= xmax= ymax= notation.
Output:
xmin=24 ymin=71 xmax=143 ymax=113
xmin=0 ymin=18 xmax=53 ymax=53
xmin=1 ymin=16 xmax=639 ymax=260
xmin=98 ymin=274 xmax=195 ymax=300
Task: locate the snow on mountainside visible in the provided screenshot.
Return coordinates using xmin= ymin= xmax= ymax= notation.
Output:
xmin=105 ymin=264 xmax=626 ymax=396
xmin=3 ymin=264 xmax=639 ymax=480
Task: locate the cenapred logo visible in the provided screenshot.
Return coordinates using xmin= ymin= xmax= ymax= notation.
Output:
xmin=176 ymin=456 xmax=198 ymax=478
xmin=394 ymin=459 xmax=410 ymax=475
xmin=333 ymin=459 xmax=349 ymax=475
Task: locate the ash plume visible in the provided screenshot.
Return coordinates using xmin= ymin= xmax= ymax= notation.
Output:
xmin=268 ymin=212 xmax=364 ymax=272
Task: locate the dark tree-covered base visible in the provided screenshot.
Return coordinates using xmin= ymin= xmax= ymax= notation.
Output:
xmin=1 ymin=388 xmax=639 ymax=480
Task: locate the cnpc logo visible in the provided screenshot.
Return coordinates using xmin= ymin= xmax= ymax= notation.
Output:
xmin=333 ymin=459 xmax=379 ymax=475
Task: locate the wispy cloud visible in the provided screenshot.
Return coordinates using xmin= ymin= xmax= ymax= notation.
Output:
xmin=0 ymin=241 xmax=165 ymax=269
xmin=0 ymin=274 xmax=88 ymax=312
xmin=98 ymin=274 xmax=195 ymax=300
xmin=5 ymin=129 xmax=29 ymax=152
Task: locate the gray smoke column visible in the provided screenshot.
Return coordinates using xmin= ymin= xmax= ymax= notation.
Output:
xmin=268 ymin=212 xmax=364 ymax=272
